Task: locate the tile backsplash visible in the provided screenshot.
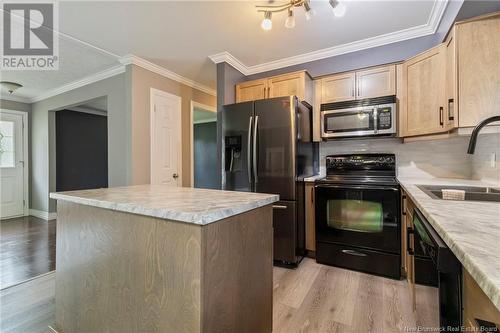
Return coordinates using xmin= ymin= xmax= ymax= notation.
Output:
xmin=319 ymin=136 xmax=473 ymax=179
xmin=470 ymin=133 xmax=500 ymax=184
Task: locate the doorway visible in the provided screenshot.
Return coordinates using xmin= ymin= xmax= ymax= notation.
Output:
xmin=55 ymin=98 xmax=108 ymax=192
xmin=190 ymin=102 xmax=217 ymax=189
xmin=0 ymin=110 xmax=28 ymax=219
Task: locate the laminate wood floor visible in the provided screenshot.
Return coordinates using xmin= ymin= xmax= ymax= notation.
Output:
xmin=0 ymin=216 xmax=56 ymax=289
xmin=273 ymin=258 xmax=439 ymax=333
xmin=1 ymin=257 xmax=438 ymax=333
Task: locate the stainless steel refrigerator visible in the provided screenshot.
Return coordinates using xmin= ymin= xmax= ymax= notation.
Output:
xmin=222 ymin=96 xmax=317 ymax=265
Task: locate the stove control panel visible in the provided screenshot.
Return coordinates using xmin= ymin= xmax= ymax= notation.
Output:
xmin=326 ymin=154 xmax=396 ymax=172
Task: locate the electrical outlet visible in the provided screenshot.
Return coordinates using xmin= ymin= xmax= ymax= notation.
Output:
xmin=490 ymin=152 xmax=497 ymax=168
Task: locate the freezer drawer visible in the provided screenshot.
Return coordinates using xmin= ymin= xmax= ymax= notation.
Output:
xmin=273 ymin=200 xmax=297 ymax=263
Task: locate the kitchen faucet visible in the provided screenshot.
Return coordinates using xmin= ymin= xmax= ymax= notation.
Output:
xmin=467 ymin=115 xmax=500 ymax=154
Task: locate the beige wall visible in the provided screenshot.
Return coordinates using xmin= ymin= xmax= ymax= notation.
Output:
xmin=130 ymin=65 xmax=216 ymax=186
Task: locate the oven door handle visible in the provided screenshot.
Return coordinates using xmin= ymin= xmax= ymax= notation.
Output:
xmin=316 ymin=184 xmax=399 ymax=191
xmin=407 ymin=227 xmax=415 ymax=256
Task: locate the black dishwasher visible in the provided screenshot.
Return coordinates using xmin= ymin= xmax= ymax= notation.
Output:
xmin=412 ymin=208 xmax=462 ymax=331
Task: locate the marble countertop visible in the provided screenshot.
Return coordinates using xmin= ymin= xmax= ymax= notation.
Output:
xmin=397 ymin=177 xmax=500 ymax=311
xmin=50 ymin=185 xmax=279 ymax=225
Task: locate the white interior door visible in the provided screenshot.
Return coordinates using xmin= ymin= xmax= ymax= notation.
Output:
xmin=0 ymin=111 xmax=26 ymax=219
xmin=150 ymin=89 xmax=182 ymax=186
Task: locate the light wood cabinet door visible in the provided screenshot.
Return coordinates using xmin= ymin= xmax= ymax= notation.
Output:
xmin=304 ymin=182 xmax=316 ymax=252
xmin=463 ymin=270 xmax=500 ymax=330
xmin=268 ymin=72 xmax=305 ymax=100
xmin=401 ymin=45 xmax=447 ymax=137
xmin=457 ymin=13 xmax=500 ymax=127
xmin=356 ymin=65 xmax=396 ymax=99
xmin=445 ymin=29 xmax=458 ymax=129
xmin=321 ymin=72 xmax=356 ymax=103
xmin=235 ymin=79 xmax=267 ymax=103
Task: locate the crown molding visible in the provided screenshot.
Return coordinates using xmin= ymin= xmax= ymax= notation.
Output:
xmin=120 ymin=55 xmax=217 ymax=96
xmin=209 ymin=0 xmax=449 ymax=75
xmin=30 ymin=65 xmax=125 ymax=103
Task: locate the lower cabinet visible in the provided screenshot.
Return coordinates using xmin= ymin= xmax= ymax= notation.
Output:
xmin=402 ymin=191 xmax=416 ymax=310
xmin=463 ymin=270 xmax=500 ymax=330
xmin=304 ymin=182 xmax=316 ymax=253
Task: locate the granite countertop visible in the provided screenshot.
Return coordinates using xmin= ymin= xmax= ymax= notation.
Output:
xmin=50 ymin=185 xmax=279 ymax=225
xmin=397 ymin=177 xmax=500 ymax=311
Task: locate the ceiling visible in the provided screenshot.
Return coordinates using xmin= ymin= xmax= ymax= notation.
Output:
xmin=1 ymin=0 xmax=448 ymax=102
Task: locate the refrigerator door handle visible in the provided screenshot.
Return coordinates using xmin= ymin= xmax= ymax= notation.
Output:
xmin=247 ymin=116 xmax=253 ymax=184
xmin=253 ymin=115 xmax=259 ymax=183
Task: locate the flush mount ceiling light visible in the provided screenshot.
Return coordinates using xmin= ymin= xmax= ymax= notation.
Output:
xmin=257 ymin=0 xmax=345 ymax=30
xmin=0 ymin=81 xmax=23 ymax=94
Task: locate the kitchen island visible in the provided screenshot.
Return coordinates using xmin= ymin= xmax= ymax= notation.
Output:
xmin=49 ymin=185 xmax=279 ymax=333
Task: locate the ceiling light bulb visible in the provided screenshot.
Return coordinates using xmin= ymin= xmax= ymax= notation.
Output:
xmin=329 ymin=0 xmax=346 ymax=17
xmin=285 ymin=9 xmax=295 ymax=29
xmin=304 ymin=1 xmax=315 ymax=21
xmin=0 ymin=81 xmax=23 ymax=94
xmin=261 ymin=12 xmax=272 ymax=31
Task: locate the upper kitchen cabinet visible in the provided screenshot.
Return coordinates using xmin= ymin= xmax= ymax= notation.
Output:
xmin=235 ymin=78 xmax=268 ymax=103
xmin=320 ymin=72 xmax=356 ymax=103
xmin=235 ymin=71 xmax=312 ymax=104
xmin=356 ymin=65 xmax=396 ymax=99
xmin=317 ymin=64 xmax=396 ymax=104
xmin=455 ymin=12 xmax=500 ymax=128
xmin=399 ymin=44 xmax=450 ymax=137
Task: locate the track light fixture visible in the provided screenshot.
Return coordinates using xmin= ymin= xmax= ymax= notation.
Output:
xmin=329 ymin=0 xmax=346 ymax=17
xmin=261 ymin=11 xmax=273 ymax=30
xmin=285 ymin=8 xmax=295 ymax=29
xmin=257 ymin=0 xmax=345 ymax=31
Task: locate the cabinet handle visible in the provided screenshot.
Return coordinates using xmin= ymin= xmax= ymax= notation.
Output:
xmin=272 ymin=205 xmax=287 ymax=210
xmin=407 ymin=227 xmax=415 ymax=255
xmin=342 ymin=249 xmax=368 ymax=257
xmin=311 ymin=186 xmax=314 ymax=203
xmin=439 ymin=107 xmax=444 ymax=126
xmin=263 ymin=87 xmax=266 ymax=98
xmin=448 ymin=99 xmax=454 ymax=121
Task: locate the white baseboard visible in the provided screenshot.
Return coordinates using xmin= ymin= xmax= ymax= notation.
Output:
xmin=29 ymin=209 xmax=57 ymax=221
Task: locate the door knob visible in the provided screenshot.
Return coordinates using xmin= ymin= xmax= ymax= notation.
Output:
xmin=172 ymin=173 xmax=179 ymax=179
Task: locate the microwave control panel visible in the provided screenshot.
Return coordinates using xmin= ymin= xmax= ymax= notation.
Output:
xmin=377 ymin=107 xmax=392 ymax=129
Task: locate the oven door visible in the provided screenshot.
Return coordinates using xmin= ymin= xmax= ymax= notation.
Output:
xmin=321 ymin=107 xmax=375 ymax=138
xmin=315 ymin=184 xmax=400 ymax=253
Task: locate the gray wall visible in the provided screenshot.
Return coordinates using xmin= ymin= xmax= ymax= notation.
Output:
xmin=193 ymin=121 xmax=218 ymax=189
xmin=0 ymin=99 xmax=32 ymax=112
xmin=31 ymin=73 xmax=130 ymax=213
xmin=216 ymin=62 xmax=246 ymax=189
xmin=456 ymin=0 xmax=500 ymax=21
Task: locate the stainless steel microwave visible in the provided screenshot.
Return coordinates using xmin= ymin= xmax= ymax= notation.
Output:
xmin=321 ymin=96 xmax=397 ymax=139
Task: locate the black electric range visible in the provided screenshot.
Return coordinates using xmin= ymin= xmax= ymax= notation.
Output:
xmin=315 ymin=153 xmax=401 ymax=279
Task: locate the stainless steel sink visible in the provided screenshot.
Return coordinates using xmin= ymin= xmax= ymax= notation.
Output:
xmin=417 ymin=185 xmax=500 ymax=203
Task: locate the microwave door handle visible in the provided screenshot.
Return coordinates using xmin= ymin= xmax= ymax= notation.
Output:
xmin=373 ymin=108 xmax=378 ymax=134
xmin=247 ymin=116 xmax=253 ymax=184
